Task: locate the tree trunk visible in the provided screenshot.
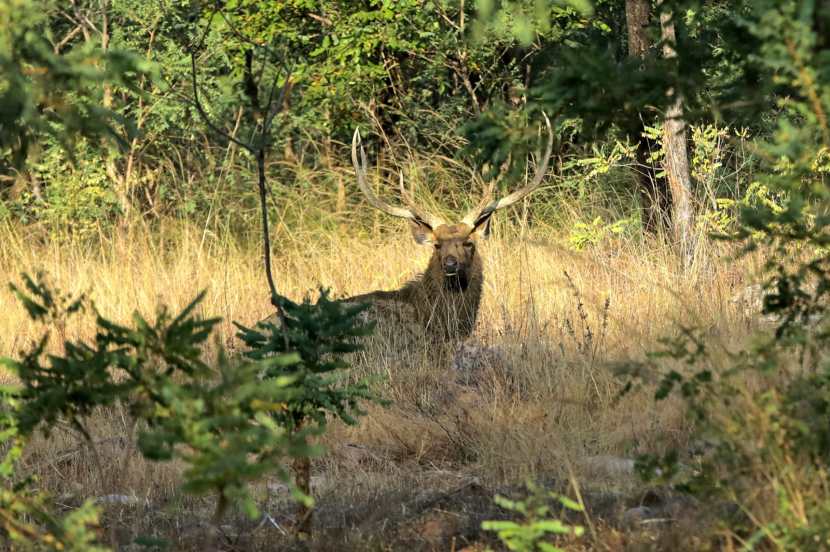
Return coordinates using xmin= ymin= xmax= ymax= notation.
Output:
xmin=99 ymin=0 xmax=131 ymax=220
xmin=659 ymin=5 xmax=695 ymax=271
xmin=625 ymin=0 xmax=671 ymax=233
xmin=292 ymin=451 xmax=312 ymax=538
xmin=625 ymin=0 xmax=650 ymax=57
xmin=282 ymin=80 xmax=296 ymax=162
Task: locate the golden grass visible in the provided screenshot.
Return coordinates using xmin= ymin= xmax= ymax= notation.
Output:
xmin=1 ymin=218 xmax=760 ymax=360
xmin=0 ymin=216 xmax=770 ymax=548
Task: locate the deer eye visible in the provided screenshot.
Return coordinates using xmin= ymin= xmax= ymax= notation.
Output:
xmin=463 ymin=241 xmax=474 ymax=249
xmin=433 ymin=243 xmax=441 ymax=250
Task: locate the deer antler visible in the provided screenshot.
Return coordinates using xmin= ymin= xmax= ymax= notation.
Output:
xmin=462 ymin=112 xmax=554 ymax=228
xmin=352 ymin=129 xmax=443 ymax=229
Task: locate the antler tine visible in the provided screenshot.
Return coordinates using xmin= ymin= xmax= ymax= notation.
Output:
xmin=352 ymin=128 xmax=435 ymax=226
xmin=461 ymin=157 xmax=507 ymax=226
xmin=463 ymin=112 xmax=554 ymax=228
xmin=461 ymin=171 xmax=498 ymax=226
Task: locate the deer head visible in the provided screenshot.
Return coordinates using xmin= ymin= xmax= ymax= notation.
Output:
xmin=351 ymin=114 xmax=554 ymax=294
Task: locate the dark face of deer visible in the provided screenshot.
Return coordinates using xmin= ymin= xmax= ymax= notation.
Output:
xmin=411 ymin=222 xmax=480 ymax=292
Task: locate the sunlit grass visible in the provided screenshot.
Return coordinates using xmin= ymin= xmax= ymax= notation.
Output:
xmin=0 ymin=205 xmax=779 ymax=549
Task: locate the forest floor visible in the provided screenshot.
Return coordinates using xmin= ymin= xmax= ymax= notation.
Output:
xmin=1 ymin=221 xmax=771 ymax=550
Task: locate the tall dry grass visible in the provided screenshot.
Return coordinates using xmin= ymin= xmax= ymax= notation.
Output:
xmin=0 ymin=214 xmax=771 ymax=547
xmin=1 ymin=217 xmax=760 ymax=358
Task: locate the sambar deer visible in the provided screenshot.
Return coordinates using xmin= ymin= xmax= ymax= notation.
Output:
xmin=347 ymin=114 xmax=553 ymax=341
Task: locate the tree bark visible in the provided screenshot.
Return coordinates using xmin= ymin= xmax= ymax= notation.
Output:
xmin=625 ymin=0 xmax=651 ymax=58
xmin=659 ymin=4 xmax=695 ymax=271
xmin=293 ymin=455 xmax=312 ymax=538
xmin=282 ymin=80 xmax=297 ymax=162
xmin=625 ymin=0 xmax=671 ymax=233
xmin=98 ymin=0 xmax=132 ymax=220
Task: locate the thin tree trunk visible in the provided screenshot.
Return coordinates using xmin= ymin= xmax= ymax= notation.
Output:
xmin=625 ymin=0 xmax=650 ymax=57
xmin=291 ymin=417 xmax=312 ymax=539
xmin=336 ymin=172 xmax=346 ymax=215
xmin=659 ymin=5 xmax=695 ymax=271
xmin=293 ymin=455 xmax=312 ymax=537
xmin=457 ymin=0 xmax=481 ymax=115
xmin=625 ymin=0 xmax=671 ymax=233
xmin=282 ymin=80 xmax=296 ymax=162
xmin=99 ymin=0 xmax=131 ymax=220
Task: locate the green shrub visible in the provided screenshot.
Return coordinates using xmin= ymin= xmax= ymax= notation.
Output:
xmin=0 ymin=274 xmax=310 ymax=546
xmin=482 ymin=482 xmax=584 ymax=552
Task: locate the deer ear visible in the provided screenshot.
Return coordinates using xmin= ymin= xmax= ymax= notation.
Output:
xmin=410 ymin=220 xmax=434 ymax=244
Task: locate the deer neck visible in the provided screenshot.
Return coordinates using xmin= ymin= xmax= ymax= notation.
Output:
xmin=404 ymin=252 xmax=484 ymax=340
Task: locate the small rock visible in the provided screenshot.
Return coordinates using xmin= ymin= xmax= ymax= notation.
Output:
xmin=266 ymin=475 xmax=327 ymax=496
xmin=310 ymin=475 xmax=327 ymax=490
xmin=728 ymin=284 xmax=826 ymax=326
xmin=336 ymin=442 xmax=380 ymax=467
xmin=267 ymin=482 xmax=290 ymax=495
xmin=621 ymin=506 xmax=659 ymax=527
xmin=452 ymin=342 xmax=504 ymax=384
xmin=730 ymin=284 xmax=764 ymax=316
xmin=583 ymin=455 xmax=637 ymax=477
xmin=94 ymin=494 xmax=148 ymax=507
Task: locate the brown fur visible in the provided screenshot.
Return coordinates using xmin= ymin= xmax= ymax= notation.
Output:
xmin=347 ymin=223 xmax=485 ymax=341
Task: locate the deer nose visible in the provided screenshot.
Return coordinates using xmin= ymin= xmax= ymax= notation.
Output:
xmin=444 ymin=256 xmax=459 ymax=272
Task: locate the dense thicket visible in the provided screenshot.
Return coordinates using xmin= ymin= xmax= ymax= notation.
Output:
xmin=0 ymin=0 xmax=785 ymax=242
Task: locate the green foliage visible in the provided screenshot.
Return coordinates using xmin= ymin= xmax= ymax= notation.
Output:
xmin=196 ymin=0 xmax=596 ymax=159
xmin=634 ymin=324 xmax=830 ymax=548
xmin=583 ymin=2 xmax=830 ymax=548
xmin=0 ymin=331 xmax=107 ymax=549
xmin=235 ymin=290 xmax=383 ymax=433
xmin=566 ymin=215 xmax=635 ymax=250
xmin=0 ymin=0 xmax=796 ymax=237
xmin=134 ymin=347 xmax=308 ymax=518
xmin=6 ymin=274 xmax=135 ymax=438
xmin=0 ymin=0 xmax=150 ymax=169
xmin=482 ymin=482 xmax=584 ymax=552
xmin=472 ymin=0 xmax=595 ymax=47
xmin=24 ymin=141 xmax=121 ymax=235
xmin=0 ymin=272 xmax=318 ymax=544
xmin=1 ymin=268 xmax=384 ymax=546
xmin=0 ymin=488 xmax=108 ymax=551
xmin=620 ymin=4 xmax=830 ymax=547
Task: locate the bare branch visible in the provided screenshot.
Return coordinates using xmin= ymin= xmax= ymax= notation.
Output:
xmin=53 ymin=25 xmax=83 ymax=54
xmin=262 ymin=62 xmax=294 ymax=136
xmin=307 ymin=13 xmax=332 ymax=26
xmin=189 ymin=51 xmax=256 ymax=153
xmin=187 ymin=9 xmax=293 ymax=322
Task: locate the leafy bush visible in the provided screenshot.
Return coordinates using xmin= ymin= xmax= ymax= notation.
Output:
xmin=1 ymin=382 xmax=108 ymax=550
xmin=627 ymin=4 xmax=830 ymax=547
xmin=236 ymin=290 xmax=384 ymax=534
xmin=566 ymin=215 xmax=636 ymax=250
xmin=237 ymin=291 xmax=380 ymax=433
xmin=482 ymin=482 xmax=585 ymax=552
xmin=0 ymin=272 xmax=383 ymax=546
xmin=25 ymin=143 xmax=121 ymax=235
xmin=0 ymin=0 xmax=149 ymax=170
xmin=0 ymin=274 xmax=316 ymax=546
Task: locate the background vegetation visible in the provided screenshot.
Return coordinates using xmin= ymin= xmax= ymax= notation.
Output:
xmin=2 ymin=0 xmax=830 ymax=550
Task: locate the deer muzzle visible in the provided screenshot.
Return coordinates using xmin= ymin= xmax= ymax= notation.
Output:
xmin=443 ymin=256 xmax=459 ymax=276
